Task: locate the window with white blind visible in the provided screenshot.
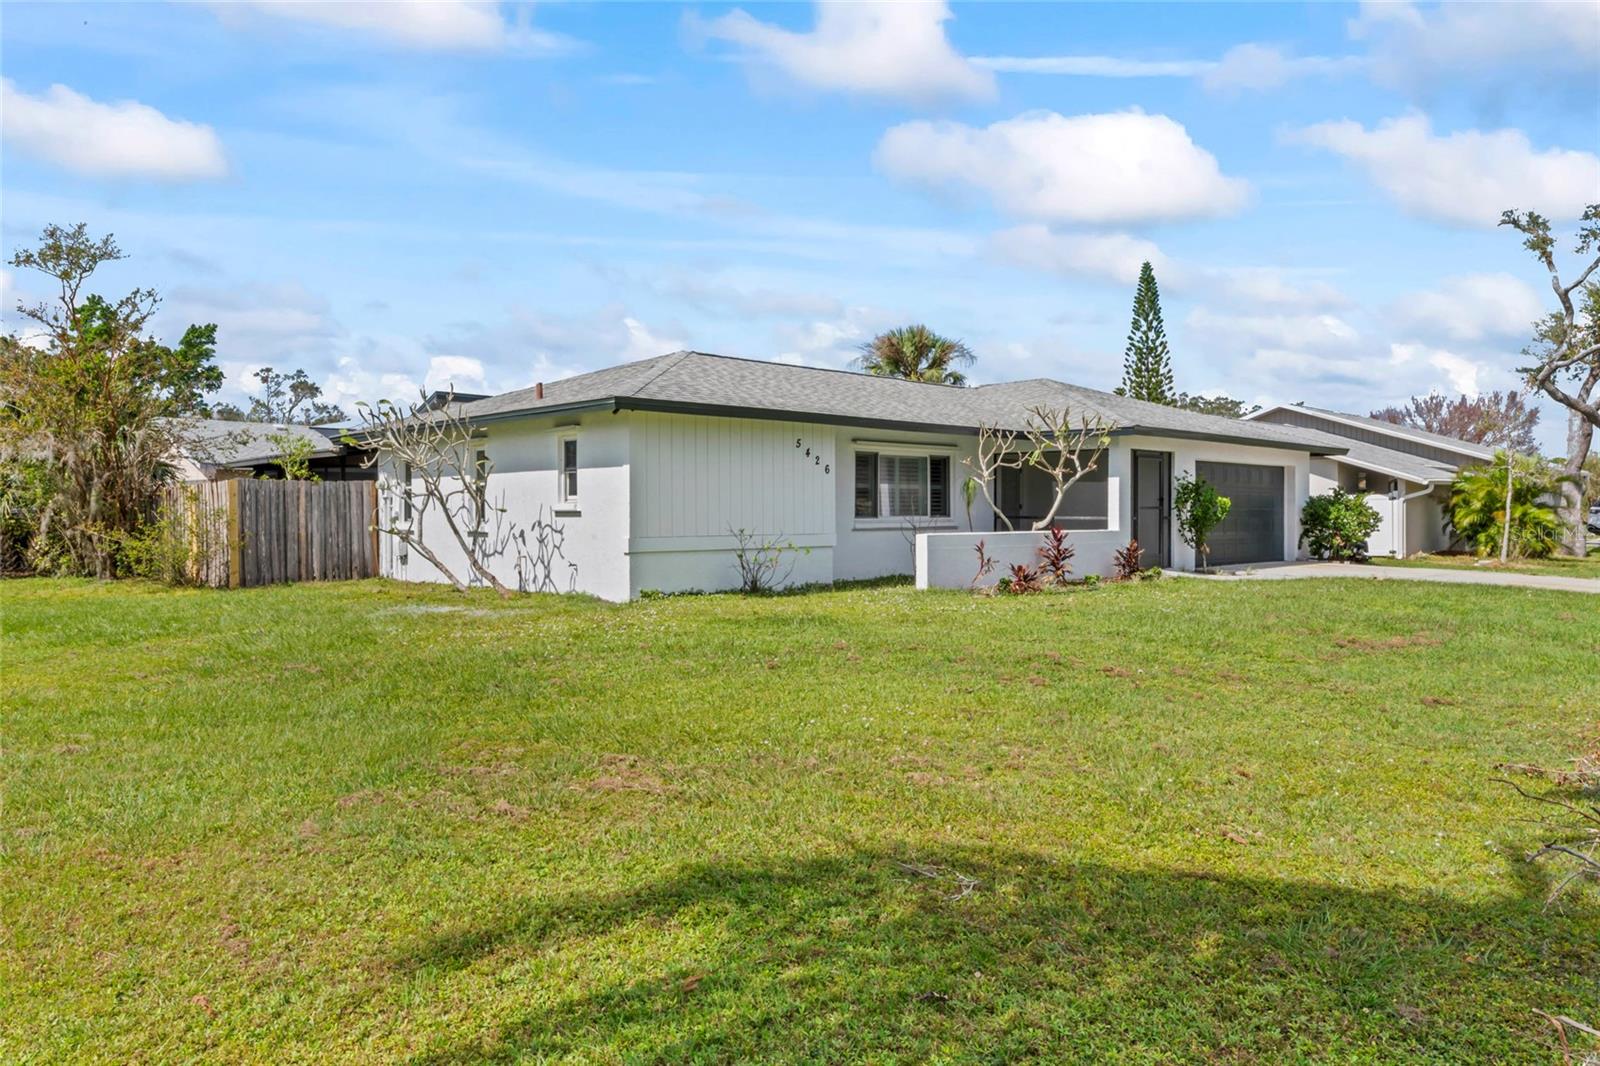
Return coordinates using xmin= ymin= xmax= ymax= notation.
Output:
xmin=854 ymin=451 xmax=950 ymax=520
xmin=557 ymin=433 xmax=578 ymax=505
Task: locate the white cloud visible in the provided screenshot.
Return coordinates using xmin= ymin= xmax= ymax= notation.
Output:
xmin=649 ymin=273 xmax=843 ymax=319
xmin=166 ymin=282 xmax=340 ymax=363
xmin=972 ymin=44 xmax=1358 ymax=93
xmin=988 ymin=226 xmax=1168 ymax=285
xmin=875 ymin=110 xmax=1250 ymax=225
xmin=1201 ymin=44 xmax=1363 ymax=92
xmin=423 ymin=355 xmax=488 ymax=394
xmin=989 ymin=227 xmax=1349 ymax=311
xmin=1289 ymin=113 xmax=1600 ymax=227
xmin=1201 ymin=267 xmax=1350 ymax=312
xmin=698 ymin=0 xmax=994 ymax=104
xmin=1350 ymin=0 xmax=1598 ymax=96
xmin=1 ymin=79 xmax=227 ymax=181
xmin=773 ymin=305 xmax=900 ymax=368
xmin=209 ymin=0 xmax=575 ymax=53
xmin=972 ymin=55 xmax=1212 ymax=78
xmin=1389 ymin=273 xmax=1545 ymax=344
xmin=1188 ymin=308 xmax=1362 ymax=354
xmin=1388 ymin=341 xmax=1485 ymax=396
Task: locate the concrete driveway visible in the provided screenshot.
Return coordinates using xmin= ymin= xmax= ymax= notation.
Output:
xmin=1176 ymin=561 xmax=1600 ymax=595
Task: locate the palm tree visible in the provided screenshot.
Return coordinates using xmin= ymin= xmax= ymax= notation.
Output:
xmin=854 ymin=325 xmax=975 ymax=386
xmin=1445 ymin=450 xmax=1568 ymax=559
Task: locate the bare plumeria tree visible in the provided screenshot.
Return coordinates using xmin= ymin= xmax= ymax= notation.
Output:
xmin=962 ymin=405 xmax=1114 ymax=531
xmin=352 ymin=391 xmax=515 ymax=596
xmin=1501 ymin=204 xmax=1600 ymax=556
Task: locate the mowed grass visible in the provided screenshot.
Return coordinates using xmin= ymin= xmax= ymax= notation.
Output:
xmin=1372 ymin=549 xmax=1600 ymax=580
xmin=3 ymin=577 xmax=1597 ymax=1064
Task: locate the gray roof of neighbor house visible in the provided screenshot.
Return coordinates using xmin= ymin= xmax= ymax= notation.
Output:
xmin=1325 ymin=439 xmax=1462 ymax=485
xmin=173 ymin=419 xmax=348 ymax=467
xmin=456 ymin=350 xmax=1351 ymax=455
xmin=1248 ymin=403 xmax=1495 ymax=461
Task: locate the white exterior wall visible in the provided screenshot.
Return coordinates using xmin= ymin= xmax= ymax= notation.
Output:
xmin=626 ymin=411 xmax=836 ymax=595
xmin=1122 ymin=435 xmax=1312 ymax=570
xmin=1310 ymin=457 xmax=1341 ymax=496
xmin=1406 ymin=491 xmax=1452 ymax=555
xmin=831 ymin=426 xmax=995 ymax=582
xmin=380 ymin=413 xmax=1321 ymax=599
xmin=378 ymin=411 xmax=632 ymax=601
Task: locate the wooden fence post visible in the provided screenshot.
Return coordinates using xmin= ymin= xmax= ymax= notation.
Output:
xmin=368 ymin=481 xmax=380 ymax=578
xmin=226 ymin=478 xmax=243 ymax=589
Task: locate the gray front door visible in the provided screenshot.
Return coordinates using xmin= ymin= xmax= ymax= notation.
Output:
xmin=1132 ymin=451 xmax=1171 ymax=567
xmin=1195 ymin=461 xmax=1285 ymax=566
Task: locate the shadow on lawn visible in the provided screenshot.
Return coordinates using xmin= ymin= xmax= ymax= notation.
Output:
xmin=400 ymin=846 xmax=1594 ymax=1064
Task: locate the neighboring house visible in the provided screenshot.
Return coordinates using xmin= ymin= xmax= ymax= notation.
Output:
xmin=378 ymin=350 xmax=1352 ymax=600
xmin=1245 ymin=403 xmax=1492 ymax=557
xmin=169 ymin=419 xmax=375 ymax=482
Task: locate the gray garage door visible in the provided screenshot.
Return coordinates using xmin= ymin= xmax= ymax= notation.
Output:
xmin=1195 ymin=462 xmax=1285 ymax=567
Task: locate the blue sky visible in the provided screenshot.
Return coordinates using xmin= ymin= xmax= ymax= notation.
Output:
xmin=2 ymin=1 xmax=1597 ymax=451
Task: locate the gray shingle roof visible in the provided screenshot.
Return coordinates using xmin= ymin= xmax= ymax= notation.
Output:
xmin=1326 ymin=439 xmax=1461 ymax=484
xmin=172 ymin=419 xmax=345 ymax=467
xmin=460 ymin=351 xmax=1348 ymax=455
xmin=1260 ymin=403 xmax=1495 ymax=461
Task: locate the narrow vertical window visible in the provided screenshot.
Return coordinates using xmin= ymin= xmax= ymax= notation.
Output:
xmin=471 ymin=449 xmax=488 ymax=527
xmin=854 ymin=452 xmax=878 ymax=518
xmin=929 ymin=456 xmax=950 ymax=518
xmin=559 ymin=435 xmax=579 ymax=503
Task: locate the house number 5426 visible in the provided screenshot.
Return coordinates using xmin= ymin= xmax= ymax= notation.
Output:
xmin=795 ymin=438 xmax=830 ymax=474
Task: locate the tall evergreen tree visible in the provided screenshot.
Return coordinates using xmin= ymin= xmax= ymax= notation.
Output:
xmin=1116 ymin=262 xmax=1175 ymax=404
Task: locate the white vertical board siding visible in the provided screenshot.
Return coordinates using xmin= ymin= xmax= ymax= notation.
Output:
xmin=629 ymin=412 xmax=835 ymax=541
xmin=626 ymin=411 xmax=837 ymax=596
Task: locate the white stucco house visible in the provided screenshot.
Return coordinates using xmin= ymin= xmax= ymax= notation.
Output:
xmin=1245 ymin=404 xmax=1489 ymax=558
xmin=376 ymin=350 xmax=1382 ymax=600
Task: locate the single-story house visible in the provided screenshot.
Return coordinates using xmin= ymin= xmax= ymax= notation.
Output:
xmin=169 ymin=419 xmax=375 ymax=482
xmin=377 ymin=350 xmax=1356 ymax=600
xmin=1244 ymin=404 xmax=1490 ymax=557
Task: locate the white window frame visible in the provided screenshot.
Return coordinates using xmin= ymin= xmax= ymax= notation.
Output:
xmin=556 ymin=431 xmax=580 ymax=510
xmin=852 ymin=444 xmax=955 ymax=529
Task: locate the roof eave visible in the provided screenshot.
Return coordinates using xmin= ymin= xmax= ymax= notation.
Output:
xmin=613 ymin=396 xmax=985 ymax=437
xmin=1114 ymin=424 xmax=1347 ymax=456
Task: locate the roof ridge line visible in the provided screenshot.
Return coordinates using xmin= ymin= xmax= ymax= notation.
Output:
xmin=624 ymin=350 xmax=695 ymax=397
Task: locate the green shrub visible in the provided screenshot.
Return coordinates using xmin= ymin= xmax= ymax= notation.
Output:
xmin=114 ymin=488 xmax=218 ymax=586
xmin=1300 ymin=488 xmax=1383 ymax=561
xmin=1446 ymin=452 xmax=1567 ymax=559
xmin=1173 ymin=473 xmax=1231 ymax=570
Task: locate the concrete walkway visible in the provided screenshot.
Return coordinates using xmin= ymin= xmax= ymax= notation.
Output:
xmin=1173 ymin=560 xmax=1600 ymax=595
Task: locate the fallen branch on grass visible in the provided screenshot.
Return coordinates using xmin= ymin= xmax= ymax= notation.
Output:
xmin=896 ymin=860 xmax=981 ymax=900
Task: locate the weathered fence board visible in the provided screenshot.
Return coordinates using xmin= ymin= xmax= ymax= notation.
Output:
xmin=165 ymin=479 xmax=377 ymax=588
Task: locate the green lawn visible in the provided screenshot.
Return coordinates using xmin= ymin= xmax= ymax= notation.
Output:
xmin=4 ymin=577 xmax=1598 ymax=1063
xmin=1372 ymin=549 xmax=1600 ymax=580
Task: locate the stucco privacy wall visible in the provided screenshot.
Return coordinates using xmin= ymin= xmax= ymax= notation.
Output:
xmin=378 ymin=411 xmax=632 ymax=601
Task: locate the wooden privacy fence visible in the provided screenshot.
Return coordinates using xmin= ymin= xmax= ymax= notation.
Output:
xmin=166 ymin=479 xmax=379 ymax=588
